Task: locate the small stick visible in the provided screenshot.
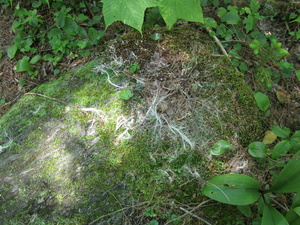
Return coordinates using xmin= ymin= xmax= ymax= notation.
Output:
xmin=25 ymin=92 xmax=87 ymax=113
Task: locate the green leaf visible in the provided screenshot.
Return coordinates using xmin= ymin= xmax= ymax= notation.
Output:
xmin=271 ymin=140 xmax=292 ymax=159
xmin=248 ymin=142 xmax=267 ymax=158
xmin=16 ymin=57 xmax=32 ymax=72
xmin=150 ymin=33 xmax=161 ymax=40
xmin=290 ymin=131 xmax=300 ymax=152
xmin=209 ymin=140 xmax=231 ymax=156
xmin=56 ymin=11 xmax=65 ymax=28
xmin=254 ymin=92 xmax=270 ymax=111
xmin=7 ymin=44 xmax=18 ymax=59
xmin=218 ymin=7 xmax=241 ymax=24
xmin=63 ymin=17 xmax=79 ymax=35
xmin=271 ymin=125 xmax=290 ymax=139
xmin=202 ymin=174 xmax=261 ymax=205
xmin=102 ymin=0 xmax=157 ymax=33
xmin=286 ymin=194 xmax=300 ymax=225
xmin=76 ymin=40 xmax=88 ymax=49
xmin=294 ymin=207 xmax=300 ymax=217
xmin=77 ymin=13 xmax=89 ymax=21
xmin=269 ymin=151 xmax=300 ymax=193
xmin=237 ymin=205 xmax=252 ymax=217
xmin=239 ymin=62 xmax=248 ymax=71
xmin=119 ymin=89 xmax=133 ymax=100
xmin=250 ymin=0 xmax=261 ymax=13
xmin=203 ymin=17 xmax=217 ymax=28
xmin=159 ymin=0 xmax=203 ymax=29
xmin=149 ymin=220 xmax=159 ymax=225
xmin=88 ymin=28 xmax=104 ymax=45
xmin=243 ymin=16 xmax=255 ymax=33
xmin=30 ymin=55 xmax=42 ymax=64
xmin=262 ymin=205 xmax=289 ymax=225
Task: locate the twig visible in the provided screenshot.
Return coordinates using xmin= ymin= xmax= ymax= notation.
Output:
xmin=89 ymin=201 xmax=148 ymax=225
xmin=271 ymin=197 xmax=289 ymax=212
xmin=179 ymin=207 xmax=212 ymax=225
xmin=165 ymin=200 xmax=212 ymax=225
xmin=108 ymin=191 xmax=132 ymax=225
xmin=205 ymin=28 xmax=239 ymax=72
xmin=25 ymin=93 xmax=86 ymax=113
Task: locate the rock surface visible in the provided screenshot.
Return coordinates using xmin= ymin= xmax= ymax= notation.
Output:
xmin=0 ymin=28 xmax=264 ymax=224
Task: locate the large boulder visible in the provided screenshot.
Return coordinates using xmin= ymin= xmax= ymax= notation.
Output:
xmin=0 ymin=26 xmax=263 ymax=224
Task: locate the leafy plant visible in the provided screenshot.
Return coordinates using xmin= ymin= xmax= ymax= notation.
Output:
xmin=250 ymin=126 xmax=300 ymax=160
xmin=4 ymin=1 xmax=104 ymax=78
xmin=119 ymin=89 xmax=133 ymax=100
xmin=240 ymin=0 xmax=263 ymax=33
xmin=129 ymin=62 xmax=140 ymax=74
xmin=203 ymin=150 xmax=300 ymax=224
xmin=102 ymin=0 xmax=203 ymax=33
xmin=205 ymin=125 xmax=300 ymax=223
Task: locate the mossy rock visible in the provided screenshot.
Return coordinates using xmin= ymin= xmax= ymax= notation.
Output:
xmin=0 ymin=26 xmax=263 ymax=224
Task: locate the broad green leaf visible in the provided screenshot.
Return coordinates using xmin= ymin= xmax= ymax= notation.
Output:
xmin=209 ymin=140 xmax=231 ymax=156
xmin=16 ymin=57 xmax=32 ymax=72
xmin=159 ymin=0 xmax=203 ymax=29
xmin=63 ymin=17 xmax=79 ymax=35
xmin=271 ymin=140 xmax=292 ymax=159
xmin=119 ymin=89 xmax=133 ymax=100
xmin=262 ymin=205 xmax=289 ymax=225
xmin=7 ymin=44 xmax=18 ymax=59
xmin=237 ymin=205 xmax=252 ymax=217
xmin=248 ymin=142 xmax=267 ymax=158
xmin=254 ymin=92 xmax=270 ymax=111
xmin=56 ymin=11 xmax=65 ymax=28
xmin=30 ymin=55 xmax=42 ymax=64
xmin=270 ymin=151 xmax=300 ymax=193
xmin=202 ymin=174 xmax=261 ymax=205
xmin=271 ymin=125 xmax=290 ymax=139
xmin=102 ymin=0 xmax=157 ymax=33
xmin=294 ymin=207 xmax=300 ymax=217
xmin=290 ymin=131 xmax=300 ymax=152
xmin=286 ymin=194 xmax=300 ymax=225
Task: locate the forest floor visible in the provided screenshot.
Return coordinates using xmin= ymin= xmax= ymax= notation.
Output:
xmin=0 ymin=2 xmax=300 ymax=224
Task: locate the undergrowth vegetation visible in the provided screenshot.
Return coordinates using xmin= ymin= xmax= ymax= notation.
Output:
xmin=0 ymin=0 xmax=300 ymax=224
